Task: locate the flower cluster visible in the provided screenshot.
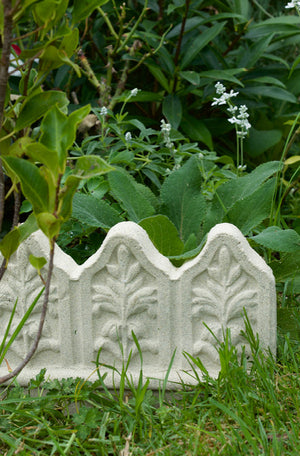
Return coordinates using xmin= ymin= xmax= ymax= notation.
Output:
xmin=227 ymin=105 xmax=251 ymax=138
xmin=100 ymin=106 xmax=108 ymax=117
xmin=211 ymin=82 xmax=238 ymax=106
xmin=160 ymin=119 xmax=174 ymax=150
xmin=212 ymin=82 xmax=251 ymax=172
xmin=285 ymin=1 xmax=300 ymax=9
xmin=130 ymin=88 xmax=139 ymax=97
xmin=211 ymin=82 xmax=251 ymax=138
xmin=125 ymin=131 xmax=132 ymax=142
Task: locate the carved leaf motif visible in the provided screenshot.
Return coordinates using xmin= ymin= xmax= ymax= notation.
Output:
xmin=127 ymin=288 xmax=157 ymax=319
xmin=192 ymin=244 xmax=259 ymax=363
xmin=126 ymin=262 xmax=141 ymax=283
xmin=92 ymin=243 xmax=158 ymax=360
xmin=0 ymin=253 xmax=60 ymax=360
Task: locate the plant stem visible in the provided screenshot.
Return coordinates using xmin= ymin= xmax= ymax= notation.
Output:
xmin=117 ymin=0 xmax=148 ymax=53
xmin=173 ymin=0 xmax=190 ymax=93
xmin=0 ymin=0 xmax=13 ymax=234
xmin=97 ymin=6 xmax=119 ymax=41
xmin=0 ymin=0 xmax=13 ymax=129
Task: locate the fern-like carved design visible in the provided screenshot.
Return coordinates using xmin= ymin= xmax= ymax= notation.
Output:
xmin=192 ymin=245 xmax=258 ymax=369
xmin=0 ymin=253 xmax=60 ymax=368
xmin=92 ymin=244 xmax=159 ymax=363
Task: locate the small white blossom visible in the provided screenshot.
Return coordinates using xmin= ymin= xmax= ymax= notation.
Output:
xmin=130 ymin=88 xmax=139 ymax=97
xmin=160 ymin=119 xmax=171 ymax=133
xmin=228 ymin=104 xmax=251 ymax=137
xmin=215 ymin=81 xmax=226 ymax=95
xmin=125 ymin=132 xmax=132 ymax=142
xmin=227 ymin=105 xmax=238 ymax=115
xmin=160 ymin=119 xmax=174 ymax=150
xmin=285 ymin=0 xmax=300 ymax=8
xmin=211 ymin=84 xmax=238 ymax=106
xmin=100 ymin=106 xmax=108 ymax=116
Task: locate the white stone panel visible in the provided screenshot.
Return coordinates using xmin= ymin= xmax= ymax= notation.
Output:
xmin=0 ymin=222 xmax=276 ymax=387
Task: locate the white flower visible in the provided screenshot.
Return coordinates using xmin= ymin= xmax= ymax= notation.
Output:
xmin=227 ymin=105 xmax=238 ymax=115
xmin=130 ymin=88 xmax=139 ymax=97
xmin=100 ymin=106 xmax=108 ymax=116
xmin=160 ymin=119 xmax=171 ymax=133
xmin=285 ymin=1 xmax=300 ymax=8
xmin=215 ymin=81 xmax=226 ymax=95
xmin=228 ymin=105 xmax=251 ymax=136
xmin=125 ymin=132 xmax=132 ymax=142
xmin=211 ymin=88 xmax=238 ymax=106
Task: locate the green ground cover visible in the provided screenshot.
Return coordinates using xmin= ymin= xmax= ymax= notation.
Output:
xmin=0 ymin=323 xmax=300 ymax=455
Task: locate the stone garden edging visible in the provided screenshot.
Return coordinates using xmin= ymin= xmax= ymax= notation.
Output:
xmin=0 ymin=222 xmax=276 ymax=387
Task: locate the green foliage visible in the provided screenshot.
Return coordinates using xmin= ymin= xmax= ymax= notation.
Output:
xmin=1 ymin=324 xmax=300 ymax=454
xmin=139 ymin=215 xmax=185 ymax=257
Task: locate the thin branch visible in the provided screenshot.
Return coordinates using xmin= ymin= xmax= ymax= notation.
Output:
xmin=174 ymin=0 xmax=190 ymax=67
xmin=0 ymin=257 xmax=6 ymax=281
xmin=0 ymin=0 xmax=13 ymax=129
xmin=12 ymin=185 xmax=21 ymax=228
xmin=117 ymin=0 xmax=149 ymax=53
xmin=12 ymin=24 xmax=45 ymax=41
xmin=0 ymin=0 xmax=13 ymax=237
xmin=0 ymin=162 xmax=5 ymax=233
xmin=173 ymin=0 xmax=190 ymax=93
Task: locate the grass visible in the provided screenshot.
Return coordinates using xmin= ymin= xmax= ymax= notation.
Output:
xmin=0 ymin=319 xmax=300 ymax=455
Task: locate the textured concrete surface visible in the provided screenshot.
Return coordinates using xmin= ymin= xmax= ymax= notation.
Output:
xmin=0 ymin=222 xmax=276 ymax=387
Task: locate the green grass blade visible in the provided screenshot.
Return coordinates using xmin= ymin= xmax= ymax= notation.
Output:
xmin=0 ymin=298 xmax=18 ymax=359
xmin=0 ymin=288 xmax=44 ymax=366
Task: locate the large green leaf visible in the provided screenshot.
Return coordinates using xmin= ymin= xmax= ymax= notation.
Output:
xmin=0 ymin=213 xmax=38 ymax=262
xmin=72 ymin=0 xmax=110 ymax=25
xmin=250 ymin=227 xmax=300 ymax=253
xmin=160 ymin=156 xmax=206 ymax=241
xmin=238 ymin=34 xmax=274 ymax=68
xmin=40 ymin=104 xmax=90 ymax=172
xmin=181 ymin=116 xmax=213 ymax=150
xmin=218 ymin=161 xmax=282 ymax=209
xmin=199 ymin=69 xmax=245 ymax=86
xmin=3 ymin=157 xmax=49 ymax=213
xmin=26 ymin=143 xmax=59 ymax=181
xmin=245 ymin=128 xmax=282 ymax=158
xmin=181 ymin=22 xmax=226 ymax=69
xmin=203 ymin=161 xmax=282 ymax=233
xmin=38 ymin=45 xmax=81 ymax=77
xmin=15 ymin=91 xmax=69 ymax=132
xmin=33 ymin=0 xmax=68 ymax=29
xmin=36 ymin=212 xmax=61 ymax=239
xmin=242 ymin=86 xmax=297 ymax=103
xmin=270 ymin=251 xmax=300 ymax=283
xmin=72 ymin=193 xmax=123 ymax=229
xmin=146 ymin=64 xmax=170 ymax=92
xmin=74 ymin=155 xmax=114 ymax=179
xmin=162 ymin=94 xmax=182 ymax=130
xmin=226 ymin=178 xmax=276 ymax=235
xmin=247 ymin=16 xmax=300 ymax=39
xmin=108 ymin=169 xmax=155 ymax=222
xmin=139 ymin=215 xmax=184 ymax=257
xmin=59 ymin=175 xmax=80 ymax=221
